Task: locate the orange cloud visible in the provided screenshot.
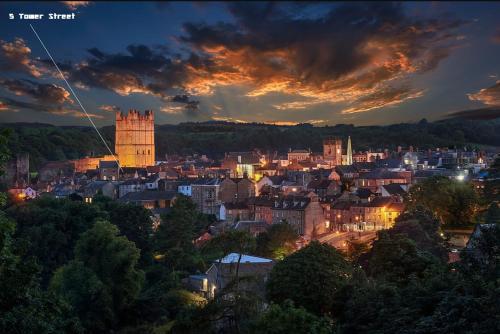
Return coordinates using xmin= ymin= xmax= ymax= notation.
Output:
xmin=61 ymin=1 xmax=91 ymax=10
xmin=52 ymin=108 xmax=104 ymax=119
xmin=468 ymin=81 xmax=500 ymax=106
xmin=0 ymin=38 xmax=46 ymax=77
xmin=178 ymin=3 xmax=462 ymax=113
xmin=342 ymin=87 xmax=425 ymax=114
xmin=99 ymin=104 xmax=120 ymax=112
xmin=0 ymin=101 xmax=10 ymax=111
xmin=161 ymin=105 xmax=185 ymax=114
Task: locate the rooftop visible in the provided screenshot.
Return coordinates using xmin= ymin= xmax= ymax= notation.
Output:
xmin=118 ymin=190 xmax=177 ymax=202
xmin=219 ymin=253 xmax=273 ymax=264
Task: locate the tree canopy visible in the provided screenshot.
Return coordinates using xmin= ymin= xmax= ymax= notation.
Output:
xmin=267 ymin=241 xmax=352 ymax=316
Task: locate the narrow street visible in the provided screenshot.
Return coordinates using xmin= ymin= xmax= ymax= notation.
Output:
xmin=317 ymin=231 xmax=377 ymax=250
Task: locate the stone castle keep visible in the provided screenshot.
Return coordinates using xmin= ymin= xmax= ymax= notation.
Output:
xmin=115 ymin=110 xmax=155 ymax=168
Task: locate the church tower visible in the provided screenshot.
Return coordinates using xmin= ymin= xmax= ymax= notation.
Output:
xmin=115 ymin=110 xmax=155 ymax=168
xmin=323 ymin=137 xmax=342 ymax=166
xmin=346 ymin=136 xmax=353 ymax=165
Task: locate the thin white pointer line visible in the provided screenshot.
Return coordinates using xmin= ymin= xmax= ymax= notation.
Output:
xmin=29 ymin=23 xmax=123 ymax=173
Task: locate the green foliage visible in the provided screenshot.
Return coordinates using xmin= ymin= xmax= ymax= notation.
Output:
xmin=484 ymin=202 xmax=500 ymax=224
xmin=266 ymin=241 xmax=352 ymax=316
xmin=483 ymin=157 xmax=500 ymax=203
xmin=250 ymin=301 xmax=333 ymax=334
xmin=1 ymin=124 xmax=111 ymax=170
xmin=0 ymin=212 xmax=81 ymax=333
xmin=255 ymin=221 xmax=298 ymax=260
xmin=405 ymin=176 xmax=480 ymax=227
xmin=460 ymin=223 xmax=500 ymax=280
xmin=172 ymin=282 xmax=264 ymax=334
xmin=0 ymin=128 xmax=11 ymax=177
xmin=154 ymin=195 xmax=203 ymax=272
xmin=51 ymin=221 xmax=144 ymax=332
xmin=74 ymin=221 xmax=145 ymax=311
xmin=365 ymin=231 xmax=440 ymax=285
xmin=7 ymin=197 xmax=106 ymax=284
xmin=393 ymin=208 xmax=448 ymax=260
xmin=95 ymin=200 xmax=155 ymax=266
xmin=363 ymin=208 xmax=447 ymax=284
xmin=163 ymin=289 xmax=206 ymax=318
xmin=51 ymin=261 xmax=112 ymax=332
xmin=346 ymin=239 xmax=370 ymax=263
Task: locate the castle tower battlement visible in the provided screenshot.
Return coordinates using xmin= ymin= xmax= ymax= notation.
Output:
xmin=115 ymin=110 xmax=155 ymax=168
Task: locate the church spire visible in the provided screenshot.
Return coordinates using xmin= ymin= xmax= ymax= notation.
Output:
xmin=346 ymin=136 xmax=353 ymax=165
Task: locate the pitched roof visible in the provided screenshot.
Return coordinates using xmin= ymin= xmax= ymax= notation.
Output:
xmin=265 ymin=175 xmax=286 ymax=185
xmin=226 ymin=152 xmax=261 ymax=164
xmin=146 ymin=174 xmax=160 ymax=182
xmin=387 ymin=202 xmax=405 ymax=211
xmin=376 ymin=158 xmax=403 ymax=169
xmin=219 ymin=253 xmax=273 ymax=264
xmin=233 ymin=220 xmax=268 ymax=231
xmin=360 ymin=169 xmax=407 ymax=180
xmin=120 ymin=179 xmax=145 ymax=186
xmin=356 ymin=187 xmax=374 ymax=199
xmin=353 ymin=162 xmax=376 ymax=171
xmin=332 ymin=201 xmax=352 ymax=210
xmin=191 ymin=178 xmax=222 ymax=186
xmin=118 ymin=190 xmax=177 ymax=202
xmin=335 ymin=165 xmax=358 ymax=175
xmin=353 ymin=196 xmax=393 ymax=208
xmin=307 ymin=179 xmax=333 ymax=189
xmin=272 ymin=195 xmax=311 ymax=210
xmin=247 ymin=196 xmax=274 ymax=207
xmin=224 ymin=202 xmax=249 ymax=210
xmin=99 ymin=160 xmax=119 ymax=169
xmin=256 ymin=163 xmax=278 ymax=170
xmin=381 ymin=183 xmax=407 ymax=196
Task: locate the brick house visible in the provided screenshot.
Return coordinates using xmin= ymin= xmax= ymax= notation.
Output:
xmin=247 ymin=196 xmax=274 ymax=224
xmin=306 ymin=179 xmax=340 ymax=200
xmin=356 ymin=169 xmax=411 ymax=192
xmin=191 ymin=178 xmax=222 ymax=216
xmin=219 ymin=177 xmax=255 ymax=204
xmin=271 ymin=192 xmax=327 ymax=239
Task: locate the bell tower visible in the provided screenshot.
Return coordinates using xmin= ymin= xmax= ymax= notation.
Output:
xmin=323 ymin=137 xmax=342 ymax=166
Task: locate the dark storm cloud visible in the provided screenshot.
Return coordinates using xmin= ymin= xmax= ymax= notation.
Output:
xmin=65 ymin=45 xmax=202 ymax=115
xmin=170 ymin=94 xmax=199 ymax=110
xmin=0 ymin=79 xmax=73 ymax=104
xmin=68 ymin=44 xmax=184 ymax=96
xmin=445 ymin=108 xmax=500 ymax=120
xmin=0 ymin=96 xmax=103 ymax=118
xmin=178 ymin=2 xmax=465 ymax=109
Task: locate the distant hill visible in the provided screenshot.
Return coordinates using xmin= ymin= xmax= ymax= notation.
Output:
xmin=1 ymin=118 xmax=499 ymax=170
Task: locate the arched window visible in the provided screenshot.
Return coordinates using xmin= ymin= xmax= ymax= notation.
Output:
xmin=148 ymin=149 xmax=150 ymax=155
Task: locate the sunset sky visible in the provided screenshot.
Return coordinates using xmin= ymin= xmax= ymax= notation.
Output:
xmin=0 ymin=1 xmax=499 ymax=126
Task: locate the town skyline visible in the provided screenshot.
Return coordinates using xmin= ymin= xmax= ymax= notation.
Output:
xmin=0 ymin=1 xmax=499 ymax=127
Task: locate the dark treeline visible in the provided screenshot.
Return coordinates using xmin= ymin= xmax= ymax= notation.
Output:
xmin=1 ymin=118 xmax=499 ymax=169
